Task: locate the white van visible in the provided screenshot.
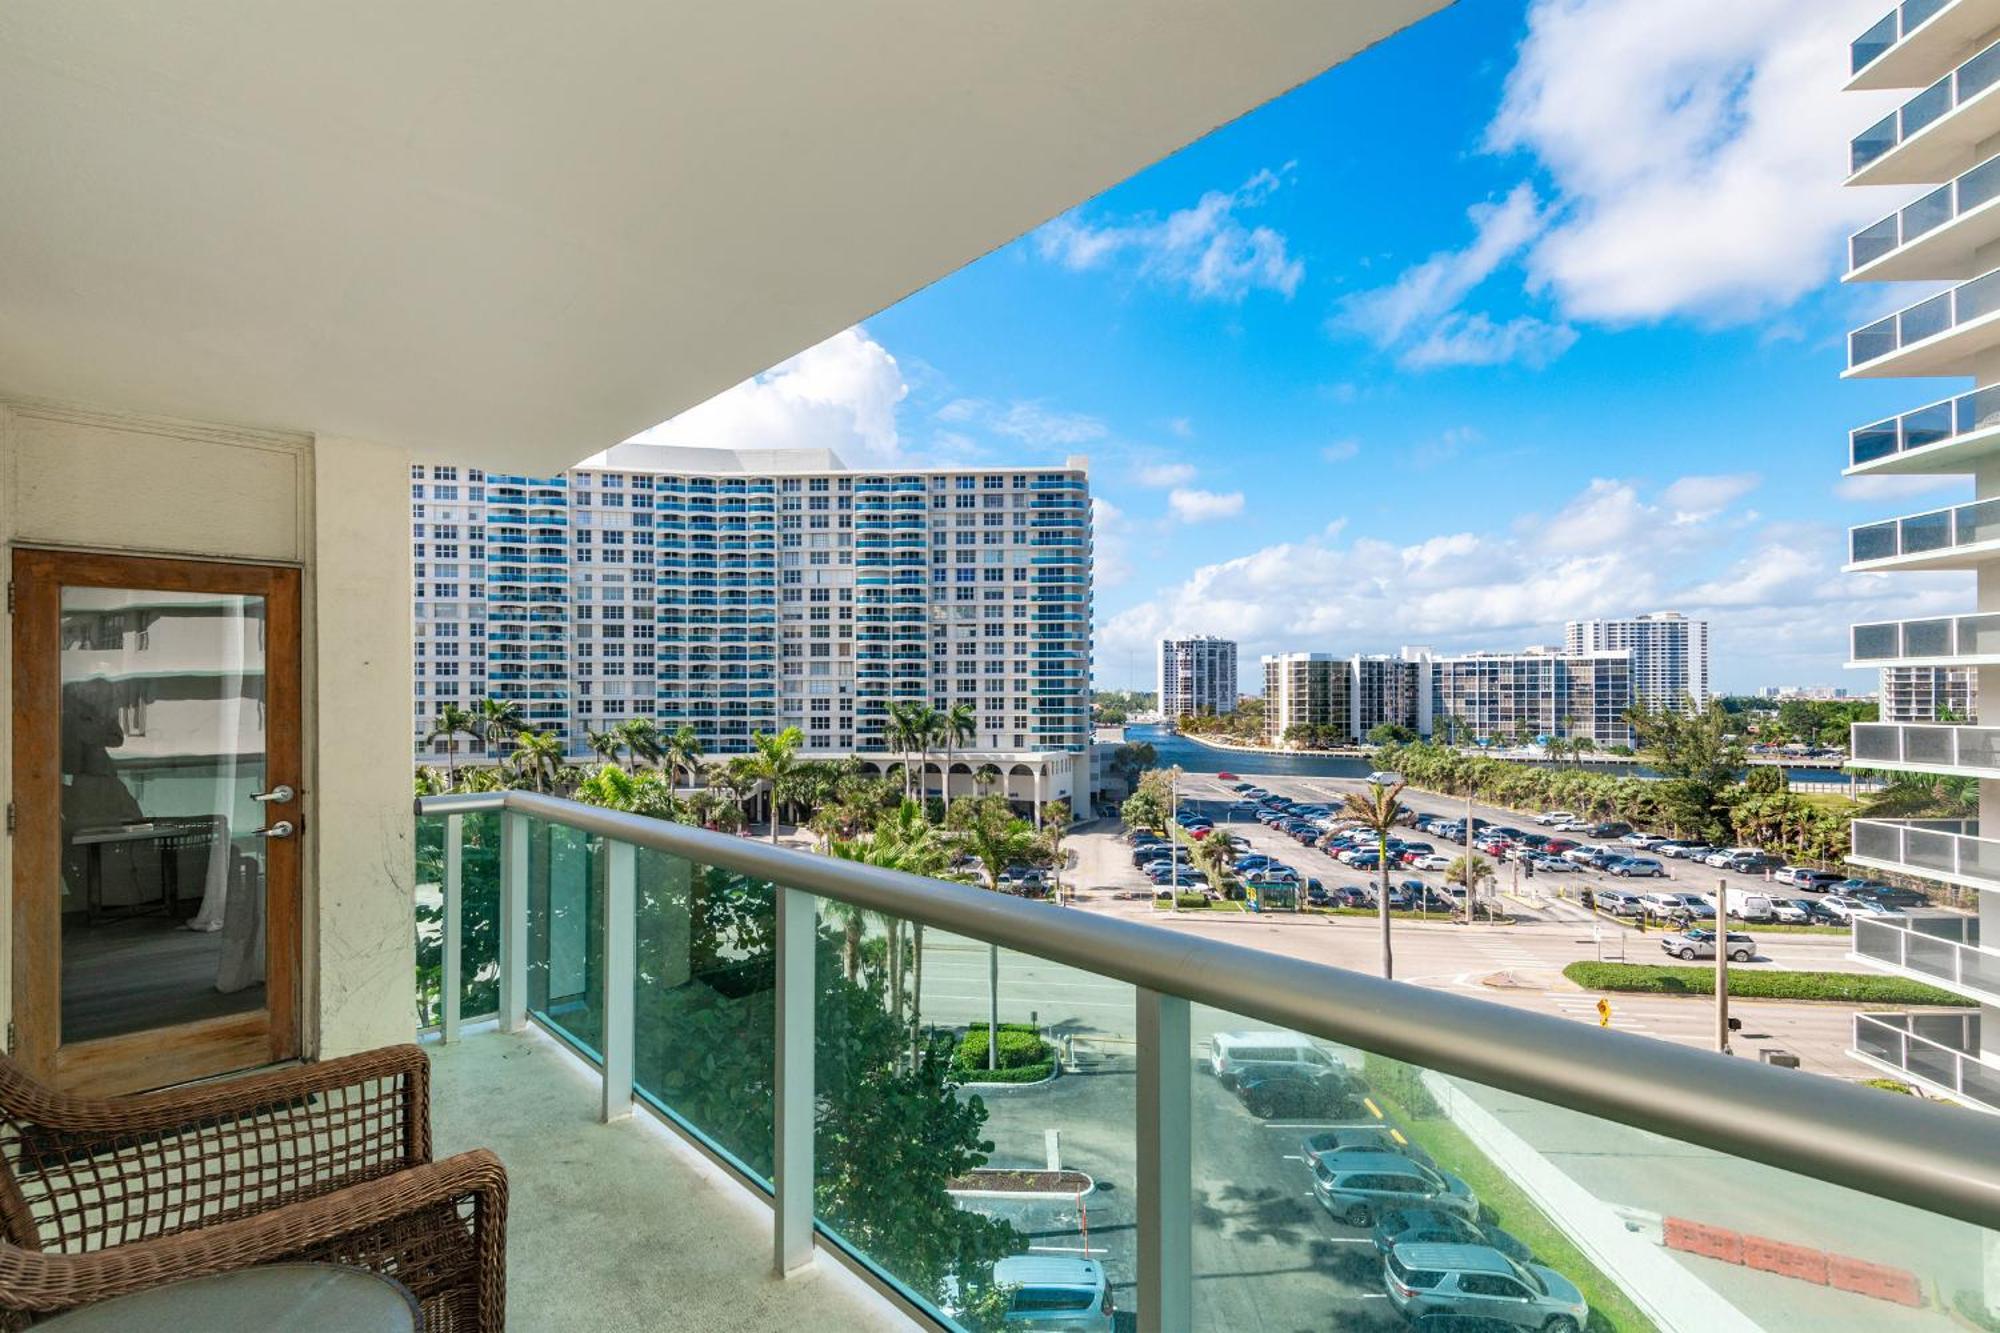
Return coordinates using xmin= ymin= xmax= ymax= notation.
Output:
xmin=1209 ymin=1031 xmax=1346 ymax=1087
xmin=1727 ymin=893 xmax=1779 ymax=922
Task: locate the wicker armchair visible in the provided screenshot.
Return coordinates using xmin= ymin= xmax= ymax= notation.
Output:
xmin=0 ymin=1045 xmax=504 ymax=1330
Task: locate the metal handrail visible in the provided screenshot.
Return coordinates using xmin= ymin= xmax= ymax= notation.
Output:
xmin=418 ymin=789 xmax=2000 ymax=1231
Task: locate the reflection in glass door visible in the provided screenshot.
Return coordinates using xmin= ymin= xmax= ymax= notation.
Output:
xmin=59 ymin=588 xmax=270 ymax=1041
xmin=13 ymin=550 xmax=301 ymax=1094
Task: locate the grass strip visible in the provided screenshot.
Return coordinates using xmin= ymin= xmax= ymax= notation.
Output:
xmin=1363 ymin=1055 xmax=1658 ymax=1333
xmin=1562 ymin=962 xmax=1971 ymax=1006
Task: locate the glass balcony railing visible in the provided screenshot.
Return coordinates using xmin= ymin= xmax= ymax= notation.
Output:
xmin=416 ymin=791 xmax=2000 ymax=1333
xmin=1851 ymin=33 xmax=2000 ymax=173
xmin=1852 ymin=610 xmax=2000 ymax=662
xmin=1852 ymin=721 xmax=2000 ymax=773
xmin=1850 ymin=816 xmax=2000 ymax=888
xmin=1848 ymin=265 xmax=2000 ymax=369
xmin=1848 ymin=497 xmax=2000 ymax=563
xmin=1855 ymin=0 xmax=1955 ymax=75
xmin=1852 ymin=1011 xmax=2000 ymax=1110
xmin=1850 ymin=150 xmax=2000 ymax=270
xmin=1853 ymin=913 xmax=2000 ymax=1002
xmin=1850 ymin=383 xmax=2000 ymax=467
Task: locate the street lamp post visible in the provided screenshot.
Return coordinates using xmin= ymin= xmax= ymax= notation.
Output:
xmin=1716 ymin=876 xmax=1732 ymax=1055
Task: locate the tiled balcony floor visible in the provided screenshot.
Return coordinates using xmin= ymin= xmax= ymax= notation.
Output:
xmin=428 ymin=1025 xmax=919 ymax=1332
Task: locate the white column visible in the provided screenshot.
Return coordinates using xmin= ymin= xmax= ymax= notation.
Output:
xmin=1136 ymin=989 xmax=1192 ymax=1333
xmin=499 ymin=810 xmax=529 ymax=1033
xmin=442 ymin=813 xmax=463 ymax=1042
xmin=600 ymin=839 xmax=636 ymax=1122
xmin=1034 ymin=766 xmax=1044 ymax=824
xmin=773 ymin=885 xmax=817 ymax=1275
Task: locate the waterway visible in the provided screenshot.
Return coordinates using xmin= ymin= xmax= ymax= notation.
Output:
xmin=1120 ymin=724 xmax=1856 ymax=786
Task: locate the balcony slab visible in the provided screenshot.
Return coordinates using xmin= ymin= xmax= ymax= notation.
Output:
xmin=428 ymin=1025 xmax=919 ymax=1333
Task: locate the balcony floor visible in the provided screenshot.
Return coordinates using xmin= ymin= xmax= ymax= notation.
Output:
xmin=428 ymin=1025 xmax=918 ymax=1333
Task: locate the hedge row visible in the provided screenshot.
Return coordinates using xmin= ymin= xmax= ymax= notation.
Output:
xmin=953 ymin=1023 xmax=1052 ymax=1074
xmin=958 ymin=1060 xmax=1056 ymax=1084
xmin=1562 ymin=962 xmax=1972 ymax=1006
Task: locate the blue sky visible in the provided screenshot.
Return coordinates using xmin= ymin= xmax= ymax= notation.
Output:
xmin=636 ymin=0 xmax=1965 ymax=694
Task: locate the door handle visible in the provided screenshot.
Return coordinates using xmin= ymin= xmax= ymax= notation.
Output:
xmin=259 ymin=821 xmax=295 ymax=840
xmin=253 ymin=785 xmax=296 ymax=805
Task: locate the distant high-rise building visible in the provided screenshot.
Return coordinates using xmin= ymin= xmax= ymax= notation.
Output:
xmin=1158 ymin=636 xmax=1238 ymax=719
xmin=411 ymin=445 xmax=1093 ymax=806
xmin=1423 ymin=647 xmax=1634 ymax=748
xmin=1261 ymin=653 xmax=1345 ymax=745
xmin=1564 ymin=612 xmax=1709 ymax=711
xmin=1879 ymin=666 xmax=1976 ymax=723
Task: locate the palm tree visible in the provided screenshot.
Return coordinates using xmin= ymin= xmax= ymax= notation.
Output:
xmin=424 ymin=704 xmax=479 ymax=790
xmin=509 ymin=728 xmax=565 ymax=794
xmin=828 ymin=799 xmax=949 ymax=1028
xmin=1446 ymin=854 xmax=1497 ymax=922
xmin=938 ymin=701 xmax=977 ymax=812
xmin=1187 ymin=823 xmax=1236 ymax=902
xmin=743 ymin=727 xmax=805 ymax=844
xmin=1039 ymin=798 xmax=1073 ymax=902
xmin=906 ymin=702 xmax=943 ymax=805
xmin=583 ymin=728 xmax=622 ymax=766
xmin=615 ymin=717 xmax=663 ymax=770
xmin=661 ymin=721 xmax=704 ymax=790
xmin=958 ymin=807 xmax=1046 ymax=1069
xmin=476 ymin=697 xmax=525 ymax=756
xmin=1339 ymin=780 xmax=1407 ymax=980
xmin=882 ymin=701 xmax=920 ymax=799
xmin=975 ymin=763 xmax=1002 ymax=799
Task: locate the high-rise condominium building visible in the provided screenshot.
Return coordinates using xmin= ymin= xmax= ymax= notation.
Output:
xmin=1425 ymin=648 xmax=1633 ymax=748
xmin=1158 ymin=636 xmax=1238 ymax=718
xmin=1262 ymin=653 xmax=1344 ymax=744
xmin=1257 ymin=646 xmax=1629 ymax=747
xmin=411 ymin=444 xmax=1093 ymax=804
xmin=1842 ymin=3 xmax=2000 ymax=1109
xmin=1564 ymin=612 xmax=1709 ymax=712
xmin=1879 ymin=666 xmax=1977 ymax=723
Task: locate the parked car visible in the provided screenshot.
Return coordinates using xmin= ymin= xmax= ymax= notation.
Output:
xmin=1660 ymin=843 xmax=1712 ymax=860
xmin=1555 ymin=819 xmax=1594 ymax=833
xmin=1372 ymin=1208 xmax=1532 ymax=1264
xmin=1843 ymin=879 xmax=1927 ymax=907
xmin=1304 ymin=884 xmax=1335 ymax=908
xmin=1211 ymin=1031 xmax=1348 ymax=1087
xmin=1235 ymin=1066 xmax=1367 ymax=1119
xmin=1302 ymin=1127 xmax=1433 ymax=1170
xmin=1637 ymin=892 xmax=1703 ymax=920
xmin=1384 ymin=1244 xmax=1588 ymax=1333
xmin=1534 ymin=811 xmax=1576 ymax=826
xmin=1412 ymin=854 xmax=1453 ymax=871
xmin=1661 ymin=928 xmax=1756 ymax=962
xmin=1543 ymin=838 xmax=1579 ymax=855
xmin=1726 ymin=893 xmax=1780 ymax=922
xmin=986 ymin=1255 xmax=1115 ymax=1331
xmin=1775 ymin=866 xmax=1843 ymax=890
xmin=1560 ymin=848 xmax=1599 ymax=867
xmin=1588 ymin=822 xmax=1632 ymax=839
xmin=1821 ymin=894 xmax=1901 ymax=922
xmin=1530 ymin=854 xmax=1578 ymax=873
xmin=1310 ymin=1151 xmax=1477 ymax=1225
xmin=1593 ymin=888 xmax=1643 ymax=917
xmin=1332 ymin=885 xmax=1374 ymax=909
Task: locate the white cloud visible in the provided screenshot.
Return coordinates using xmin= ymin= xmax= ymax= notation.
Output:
xmin=938 ymin=398 xmax=1106 ymax=449
xmin=626 ymin=326 xmax=907 ymax=465
xmin=1412 ymin=425 xmax=1484 ymax=469
xmin=1488 ymin=0 xmax=1897 ymax=326
xmin=1168 ymin=417 xmax=1195 ymax=438
xmin=1167 ymin=488 xmax=1246 ymax=522
xmin=1098 ymin=472 xmax=1961 ymax=688
xmin=1093 ymin=497 xmax=1133 ymax=589
xmin=1136 ymin=461 xmax=1198 ymax=488
xmin=1321 ymin=439 xmax=1361 ymax=464
xmin=1661 ymin=473 xmax=1761 ymax=520
xmin=1338 ymin=184 xmax=1577 ymax=370
xmin=1036 ymin=167 xmax=1305 ymax=302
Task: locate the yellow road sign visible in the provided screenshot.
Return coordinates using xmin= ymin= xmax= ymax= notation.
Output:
xmin=1596 ymin=997 xmax=1611 ymax=1027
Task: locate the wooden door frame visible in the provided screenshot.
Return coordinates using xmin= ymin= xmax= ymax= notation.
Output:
xmin=11 ymin=547 xmax=302 ymax=1094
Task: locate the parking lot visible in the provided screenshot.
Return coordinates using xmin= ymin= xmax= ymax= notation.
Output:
xmin=941 ymin=991 xmax=1452 ymax=1332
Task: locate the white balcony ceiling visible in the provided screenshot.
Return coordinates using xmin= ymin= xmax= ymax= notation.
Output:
xmin=0 ymin=1 xmax=1447 ymax=472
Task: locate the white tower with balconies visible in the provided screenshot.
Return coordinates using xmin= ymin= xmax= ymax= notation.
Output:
xmin=1844 ymin=0 xmax=2000 ymax=1111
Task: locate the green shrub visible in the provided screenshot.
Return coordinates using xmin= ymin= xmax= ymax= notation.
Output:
xmin=1561 ymin=962 xmax=1972 ymax=1006
xmin=1863 ymin=1077 xmax=1915 ymax=1095
xmin=959 ymin=1060 xmax=1056 ymax=1084
xmin=1362 ymin=1053 xmax=1441 ymax=1120
xmin=1176 ymin=892 xmax=1210 ymax=910
xmin=954 ymin=1023 xmax=1051 ymax=1074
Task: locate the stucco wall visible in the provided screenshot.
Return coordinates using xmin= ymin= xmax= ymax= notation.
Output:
xmin=310 ymin=437 xmax=417 ymax=1057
